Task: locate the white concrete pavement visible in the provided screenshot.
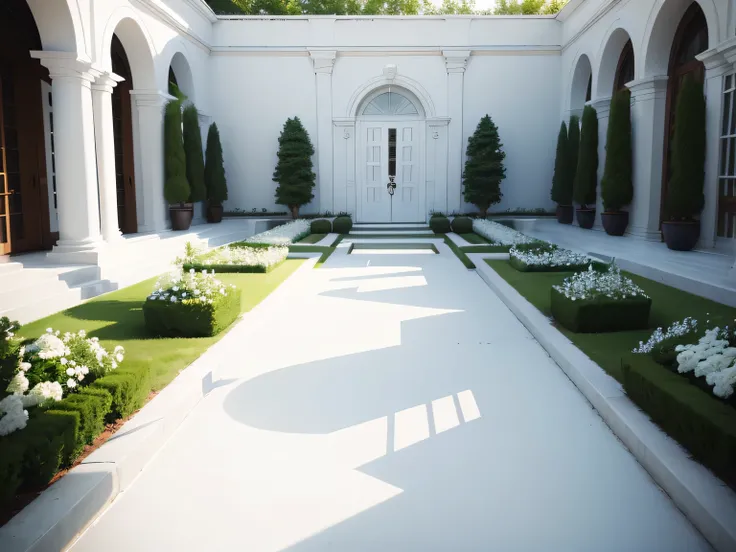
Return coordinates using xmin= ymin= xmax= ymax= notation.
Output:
xmin=69 ymin=245 xmax=711 ymax=552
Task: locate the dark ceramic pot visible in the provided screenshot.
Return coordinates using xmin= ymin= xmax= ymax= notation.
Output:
xmin=601 ymin=211 xmax=629 ymax=236
xmin=206 ymin=204 xmax=224 ymax=223
xmin=556 ymin=205 xmax=574 ymax=225
xmin=576 ymin=208 xmax=595 ymax=229
xmin=662 ymin=221 xmax=700 ymax=251
xmin=170 ymin=204 xmax=194 ymax=231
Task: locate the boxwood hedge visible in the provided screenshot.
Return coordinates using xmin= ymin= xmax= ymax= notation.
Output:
xmin=550 ymin=287 xmax=651 ymax=333
xmin=143 ymin=288 xmax=241 ymax=338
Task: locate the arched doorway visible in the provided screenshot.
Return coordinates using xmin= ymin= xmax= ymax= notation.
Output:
xmin=614 ymin=40 xmax=635 ymax=93
xmin=356 ymin=88 xmax=425 ymax=223
xmin=111 ymin=35 xmax=138 ymax=234
xmin=0 ymin=0 xmax=52 ymax=255
xmin=660 ymin=2 xmax=708 ymax=224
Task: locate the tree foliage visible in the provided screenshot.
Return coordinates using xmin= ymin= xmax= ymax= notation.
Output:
xmin=273 ymin=117 xmax=316 ymax=218
xmin=182 ymin=104 xmax=207 ymax=203
xmin=573 ymin=105 xmax=598 ymax=208
xmin=163 ymin=98 xmax=190 ymax=205
xmin=550 ymin=121 xmax=568 ymax=205
xmin=462 ymin=115 xmax=506 ymax=217
xmin=204 ymin=123 xmax=229 ymax=205
xmin=664 ymin=75 xmax=707 ymax=221
xmin=601 ymin=89 xmax=633 ymax=212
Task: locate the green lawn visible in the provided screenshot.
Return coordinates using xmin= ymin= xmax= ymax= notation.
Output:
xmin=443 ymin=235 xmax=475 ymax=269
xmin=18 ymin=260 xmax=305 ymax=392
xmin=297 ymin=233 xmax=327 ymax=244
xmin=460 ymin=245 xmax=510 ymax=254
xmin=458 ymin=232 xmax=489 ymax=244
xmin=288 ymin=244 xmax=337 ymax=268
xmin=487 ymin=259 xmax=736 ymax=382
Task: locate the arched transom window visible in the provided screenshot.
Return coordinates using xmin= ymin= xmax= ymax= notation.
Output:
xmin=361 ymin=91 xmax=419 ymax=116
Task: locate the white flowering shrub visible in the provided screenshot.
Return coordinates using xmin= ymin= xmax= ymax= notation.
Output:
xmin=245 ymin=219 xmax=310 ymax=245
xmin=707 ymin=365 xmax=736 ymax=399
xmin=148 ymin=268 xmax=236 ymax=305
xmin=0 ymin=394 xmax=28 ymax=436
xmin=472 ymin=219 xmax=537 ymax=246
xmin=633 ymin=317 xmax=699 ymax=354
xmin=185 ymin=243 xmax=288 ymax=273
xmin=509 ymin=242 xmax=593 ymax=271
xmin=553 ymin=264 xmax=648 ymax=302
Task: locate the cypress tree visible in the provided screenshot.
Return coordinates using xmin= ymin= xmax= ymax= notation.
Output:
xmin=573 ymin=105 xmax=598 ymax=208
xmin=664 ymin=75 xmax=707 ymax=221
xmin=183 ymin=104 xmax=206 ymax=203
xmin=163 ymin=98 xmax=190 ymax=204
xmin=273 ymin=117 xmax=316 ymax=219
xmin=565 ymin=115 xmax=580 ymax=205
xmin=462 ymin=114 xmax=506 ymax=217
xmin=601 ymin=89 xmax=633 ymax=212
xmin=204 ymin=122 xmax=228 ymax=205
xmin=551 ymin=121 xmax=568 ymax=204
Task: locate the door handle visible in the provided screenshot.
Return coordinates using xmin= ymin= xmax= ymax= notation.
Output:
xmin=387 ymin=176 xmax=396 ymax=196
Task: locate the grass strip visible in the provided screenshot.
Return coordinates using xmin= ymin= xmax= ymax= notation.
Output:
xmin=297 ymin=233 xmax=327 ymax=244
xmin=458 ymin=232 xmax=489 ymax=244
xmin=460 ymin=245 xmax=510 ymax=254
xmin=443 ymin=235 xmax=475 ymax=269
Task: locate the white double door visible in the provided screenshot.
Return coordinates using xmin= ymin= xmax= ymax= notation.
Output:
xmin=360 ymin=122 xmax=422 ymax=223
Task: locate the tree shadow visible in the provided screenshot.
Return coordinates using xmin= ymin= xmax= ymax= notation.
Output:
xmin=63 ymin=301 xmax=149 ymax=341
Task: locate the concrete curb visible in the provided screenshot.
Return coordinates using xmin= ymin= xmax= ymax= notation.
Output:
xmin=469 ymin=254 xmax=736 ymax=552
xmin=0 ymin=258 xmax=319 ymax=552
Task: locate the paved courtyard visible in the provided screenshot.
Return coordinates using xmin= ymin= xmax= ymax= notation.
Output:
xmin=70 ymin=244 xmax=711 ymax=551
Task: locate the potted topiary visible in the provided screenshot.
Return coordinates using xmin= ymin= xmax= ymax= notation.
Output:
xmin=601 ymin=89 xmax=633 ymax=236
xmin=662 ymin=75 xmax=706 ymax=251
xmin=183 ymin=104 xmax=206 ymax=222
xmin=462 ymin=115 xmax=506 ymax=218
xmin=164 ymin=97 xmax=191 ymax=231
xmin=273 ymin=117 xmax=315 ymax=219
xmin=573 ymin=105 xmax=598 ymax=229
xmin=204 ymin=123 xmax=228 ymax=223
xmin=551 ymin=121 xmax=573 ymax=224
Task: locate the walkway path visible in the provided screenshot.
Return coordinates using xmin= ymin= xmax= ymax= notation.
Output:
xmin=70 ymin=243 xmax=711 ymax=552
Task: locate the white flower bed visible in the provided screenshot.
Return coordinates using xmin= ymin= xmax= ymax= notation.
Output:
xmin=149 ymin=268 xmax=236 ymax=305
xmin=198 ymin=244 xmax=288 ymax=270
xmin=509 ymin=244 xmax=591 ymax=269
xmin=632 ymin=317 xmax=699 ymax=354
xmin=672 ymin=327 xmax=736 ymax=399
xmin=246 ymin=219 xmax=310 ymax=245
xmin=553 ymin=264 xmax=648 ymax=302
xmin=0 ymin=395 xmax=28 ymax=437
xmin=472 ymin=219 xmax=536 ymax=246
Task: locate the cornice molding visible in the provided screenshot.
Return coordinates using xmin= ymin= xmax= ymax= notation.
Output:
xmin=132 ymin=0 xmax=211 ymax=53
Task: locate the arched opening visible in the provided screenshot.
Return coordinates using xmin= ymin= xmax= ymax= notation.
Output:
xmin=111 ymin=35 xmax=137 ymax=234
xmin=169 ymin=52 xmax=195 ymax=104
xmin=660 ymin=2 xmax=709 ymax=224
xmin=0 ymin=0 xmax=53 ymax=255
xmin=356 ymin=86 xmax=425 ymax=223
xmin=597 ymin=28 xmax=636 ymax=97
xmin=570 ymin=54 xmax=593 ymax=114
xmin=614 ymin=40 xmax=636 ymax=93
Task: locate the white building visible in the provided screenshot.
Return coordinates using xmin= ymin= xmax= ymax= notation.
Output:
xmin=0 ymin=0 xmax=734 ymax=263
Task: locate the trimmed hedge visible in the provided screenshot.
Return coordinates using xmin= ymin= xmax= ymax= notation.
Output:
xmin=91 ymin=366 xmax=152 ymax=420
xmin=451 ymin=216 xmax=473 ymax=234
xmin=622 ymin=361 xmax=736 ymax=489
xmin=182 ymin=262 xmax=281 ymax=274
xmin=430 ymin=215 xmax=451 ymax=234
xmin=509 ymin=243 xmax=606 ymax=273
xmin=53 ymin=388 xmax=112 ymax=447
xmin=550 ymin=287 xmax=651 ymax=333
xmin=332 ymin=215 xmax=352 ymax=234
xmin=310 ymin=219 xmax=332 ymax=234
xmin=143 ymin=288 xmax=241 ymax=338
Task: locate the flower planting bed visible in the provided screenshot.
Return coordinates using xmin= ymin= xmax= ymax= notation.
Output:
xmin=472 ymin=218 xmax=537 ymax=247
xmin=0 ymin=260 xmax=304 ymax=518
xmin=486 ymin=259 xmax=736 ymax=490
xmin=183 ymin=242 xmax=289 ymax=273
xmin=245 ymin=219 xmax=310 ymax=245
xmin=509 ymin=242 xmax=600 ymax=272
xmin=143 ymin=269 xmax=242 ymax=337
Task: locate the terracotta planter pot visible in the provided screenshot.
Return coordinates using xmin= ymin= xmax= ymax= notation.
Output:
xmin=576 ymin=208 xmax=595 ymax=229
xmin=662 ymin=220 xmax=700 ymax=251
xmin=556 ymin=205 xmax=574 ymax=225
xmin=206 ymin=204 xmax=223 ymax=223
xmin=601 ymin=211 xmax=629 ymax=236
xmin=170 ymin=204 xmax=193 ymax=231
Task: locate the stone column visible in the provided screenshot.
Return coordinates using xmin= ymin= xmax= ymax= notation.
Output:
xmin=443 ymin=50 xmax=470 ymax=214
xmin=310 ymin=50 xmax=337 ymax=214
xmin=129 ymin=90 xmax=172 ymax=233
xmin=627 ymin=75 xmax=669 ymax=240
xmin=590 ymin=96 xmax=611 ymax=229
xmin=30 ymin=51 xmax=103 ymax=263
xmin=91 ymin=71 xmax=124 ymax=243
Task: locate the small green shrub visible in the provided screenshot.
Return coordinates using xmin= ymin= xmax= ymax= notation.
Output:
xmin=52 ymin=388 xmax=112 ymax=447
xmin=310 ymin=219 xmax=332 ymax=234
xmin=451 ymin=216 xmax=473 ymax=234
xmin=42 ymin=409 xmax=81 ymax=465
xmin=550 ymin=288 xmax=651 ymax=333
xmin=143 ymin=288 xmax=241 ymax=338
xmin=622 ymin=361 xmax=736 ymax=489
xmin=183 ymin=104 xmax=206 ymax=203
xmin=462 ymin=115 xmax=506 ymax=217
xmin=573 ymin=105 xmax=598 ymax=209
xmin=92 ymin=366 xmax=151 ymax=420
xmin=204 ymin=122 xmax=228 ymax=206
xmin=332 ymin=215 xmax=352 ymax=234
xmin=550 ymin=121 xmax=569 ymax=205
xmin=430 ymin=215 xmax=451 ymax=234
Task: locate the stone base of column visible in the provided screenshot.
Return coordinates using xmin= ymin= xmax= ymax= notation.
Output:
xmin=46 ymin=238 xmax=105 ymax=265
xmin=625 ymin=225 xmax=662 ymax=241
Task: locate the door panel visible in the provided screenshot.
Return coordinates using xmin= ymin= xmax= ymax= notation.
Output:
xmin=391 ymin=124 xmax=421 ymax=222
xmin=362 ymin=126 xmax=390 ymax=222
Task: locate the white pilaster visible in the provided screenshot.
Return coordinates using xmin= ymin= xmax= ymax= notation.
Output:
xmin=333 ymin=119 xmax=355 ymax=215
xmin=627 ymin=75 xmax=669 ymax=240
xmin=30 ymin=51 xmax=103 ymax=263
xmin=443 ymin=50 xmax=470 ymax=214
xmin=310 ymin=50 xmax=337 ymax=214
xmin=91 ymin=70 xmax=125 ymax=243
xmin=130 ymin=90 xmax=173 ymax=233
xmin=590 ymin=96 xmax=611 ymax=229
xmin=426 ymin=117 xmax=450 ymax=217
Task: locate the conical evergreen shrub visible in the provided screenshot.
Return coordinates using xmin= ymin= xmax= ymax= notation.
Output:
xmin=664 ymin=75 xmax=706 ymax=221
xmin=163 ymin=98 xmax=189 ymax=205
xmin=183 ymin=104 xmax=206 ymax=203
xmin=273 ymin=117 xmax=316 ymax=219
xmin=573 ymin=105 xmax=598 ymax=208
xmin=601 ymin=89 xmax=633 ymax=212
xmin=462 ymin=114 xmax=506 ymax=218
xmin=204 ymin=123 xmax=228 ymax=205
xmin=551 ymin=121 xmax=568 ymax=204
xmin=565 ymin=115 xmax=580 ymax=205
